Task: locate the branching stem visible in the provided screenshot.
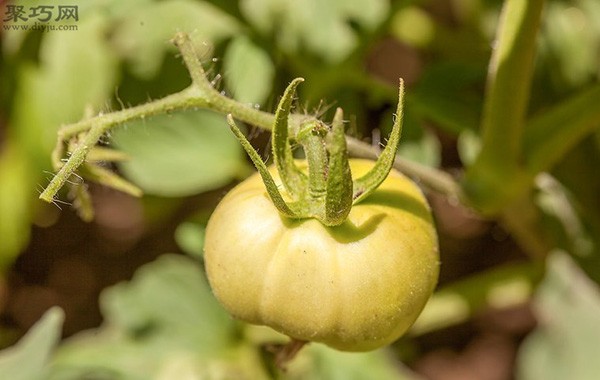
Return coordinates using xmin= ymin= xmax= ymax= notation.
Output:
xmin=39 ymin=32 xmax=461 ymax=205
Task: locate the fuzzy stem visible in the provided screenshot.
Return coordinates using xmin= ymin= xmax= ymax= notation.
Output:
xmin=40 ymin=122 xmax=104 ymax=203
xmin=273 ymin=339 xmax=308 ymax=371
xmin=40 ymin=32 xmax=461 ymax=207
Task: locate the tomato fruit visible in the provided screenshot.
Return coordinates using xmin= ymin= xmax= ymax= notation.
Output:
xmin=204 ymin=159 xmax=439 ymax=352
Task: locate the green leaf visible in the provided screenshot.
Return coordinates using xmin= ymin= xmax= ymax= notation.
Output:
xmin=112 ymin=0 xmax=241 ymax=78
xmin=112 ymin=110 xmax=246 ymax=197
xmin=51 ymin=255 xmax=245 ymax=379
xmin=517 ymin=252 xmax=600 ymax=380
xmin=100 ymin=255 xmax=237 ymax=353
xmin=223 ymin=36 xmax=275 ymax=105
xmin=0 ymin=307 xmax=64 ymax=380
xmin=239 ymin=0 xmax=388 ymax=62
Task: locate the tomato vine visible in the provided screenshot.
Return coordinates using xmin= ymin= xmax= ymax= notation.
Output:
xmin=38 ymin=33 xmax=460 ymax=219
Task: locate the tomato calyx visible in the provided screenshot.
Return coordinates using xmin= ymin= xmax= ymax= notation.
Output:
xmin=227 ymin=78 xmax=406 ymax=226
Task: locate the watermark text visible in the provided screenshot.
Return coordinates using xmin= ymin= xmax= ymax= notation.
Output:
xmin=2 ymin=4 xmax=78 ymax=31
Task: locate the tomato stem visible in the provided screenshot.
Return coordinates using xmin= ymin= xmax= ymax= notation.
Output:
xmin=272 ymin=339 xmax=308 ymax=370
xmin=39 ymin=32 xmax=462 ymax=220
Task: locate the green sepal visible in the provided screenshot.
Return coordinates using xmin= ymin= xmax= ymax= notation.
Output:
xmin=272 ymin=78 xmax=307 ymax=199
xmin=227 ymin=115 xmax=299 ymax=219
xmin=230 ymin=79 xmax=406 ymax=227
xmin=85 ymin=147 xmax=131 ymax=163
xmin=69 ymin=182 xmax=94 ymax=222
xmin=352 ymin=79 xmax=405 ymax=204
xmin=80 ymin=163 xmax=143 ymax=198
xmin=296 ymin=121 xmax=329 ymax=200
xmin=324 ymin=108 xmax=353 ymax=225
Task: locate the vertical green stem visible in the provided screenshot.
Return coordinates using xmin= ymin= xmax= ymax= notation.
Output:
xmin=481 ymin=0 xmax=544 ymax=163
xmin=462 ymin=0 xmax=545 ymax=214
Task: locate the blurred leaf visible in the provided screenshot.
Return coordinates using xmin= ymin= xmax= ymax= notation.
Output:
xmin=409 ymin=62 xmax=484 ymax=135
xmin=224 ymin=36 xmax=275 ymax=105
xmin=457 ymin=129 xmax=481 ymax=166
xmin=239 ymin=0 xmax=388 ymax=62
xmin=411 ymin=262 xmax=538 ymax=335
xmin=523 ymin=84 xmax=600 ymax=175
xmin=50 ymin=255 xmax=252 ymax=379
xmin=0 ymin=307 xmax=64 ymax=380
xmin=100 ymin=254 xmax=236 ymax=349
xmin=174 ymin=222 xmax=206 ymax=259
xmin=0 ymin=143 xmax=33 ymax=269
xmin=517 ymin=252 xmax=600 ymax=380
xmin=551 ymin=136 xmax=600 ymax=283
xmin=285 ymin=344 xmax=422 ymax=380
xmin=390 ymin=6 xmax=436 ymax=48
xmin=397 ymin=129 xmax=441 ymax=168
xmin=540 ymin=1 xmax=600 ymax=88
xmin=12 ymin=13 xmax=118 ymax=163
xmin=2 ymin=11 xmax=118 ymax=269
xmin=379 ymin=106 xmax=441 ymax=168
xmin=112 ymin=0 xmax=241 ymax=78
xmin=534 ymin=174 xmax=594 ymax=258
xmin=112 ymin=109 xmax=245 ymax=197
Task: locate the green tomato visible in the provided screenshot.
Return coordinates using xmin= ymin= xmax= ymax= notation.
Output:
xmin=204 ymin=159 xmax=439 ymax=351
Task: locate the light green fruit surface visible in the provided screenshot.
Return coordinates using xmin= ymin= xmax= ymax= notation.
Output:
xmin=204 ymin=159 xmax=439 ymax=351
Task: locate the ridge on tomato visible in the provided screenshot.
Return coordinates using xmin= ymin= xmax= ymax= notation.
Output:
xmin=204 ymin=79 xmax=439 ymax=352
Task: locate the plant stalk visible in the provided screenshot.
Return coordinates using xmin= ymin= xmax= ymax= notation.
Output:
xmin=39 ymin=32 xmax=461 ymax=207
xmin=462 ymin=0 xmax=545 ymax=214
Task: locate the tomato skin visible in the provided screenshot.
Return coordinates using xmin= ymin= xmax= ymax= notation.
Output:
xmin=204 ymin=159 xmax=439 ymax=351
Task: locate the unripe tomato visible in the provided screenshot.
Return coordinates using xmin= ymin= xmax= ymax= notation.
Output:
xmin=204 ymin=159 xmax=439 ymax=351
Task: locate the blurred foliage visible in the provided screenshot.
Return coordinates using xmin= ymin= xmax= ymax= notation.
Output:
xmin=0 ymin=256 xmax=417 ymax=380
xmin=517 ymin=252 xmax=600 ymax=380
xmin=0 ymin=307 xmax=63 ymax=380
xmin=1 ymin=0 xmax=599 ymax=378
xmin=112 ymin=110 xmax=247 ymax=197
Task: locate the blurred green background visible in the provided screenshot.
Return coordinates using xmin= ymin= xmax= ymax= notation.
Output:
xmin=0 ymin=0 xmax=599 ymax=379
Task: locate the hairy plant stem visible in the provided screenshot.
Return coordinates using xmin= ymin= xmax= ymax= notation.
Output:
xmin=40 ymin=32 xmax=461 ymax=205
